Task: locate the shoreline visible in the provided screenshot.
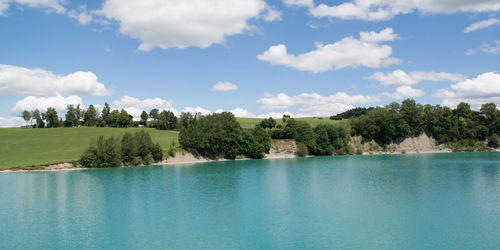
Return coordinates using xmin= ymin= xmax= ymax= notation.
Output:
xmin=2 ymin=149 xmax=498 ymax=173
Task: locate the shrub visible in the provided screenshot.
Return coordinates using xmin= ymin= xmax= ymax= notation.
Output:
xmin=488 ymin=134 xmax=499 ymax=148
xmin=296 ymin=142 xmax=308 ymax=157
xmin=151 ymin=143 xmax=163 ymax=161
xmin=167 ymin=147 xmax=176 ymax=158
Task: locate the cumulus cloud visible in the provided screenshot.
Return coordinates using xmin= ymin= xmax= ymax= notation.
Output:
xmin=433 ymin=72 xmax=500 ymax=108
xmin=257 ymin=92 xmax=380 ymax=116
xmin=96 ymin=0 xmax=278 ymax=51
xmin=283 ymin=0 xmax=314 ymax=8
xmin=257 ymin=28 xmax=400 ymax=73
xmin=0 ymin=64 xmax=113 ymax=97
xmin=111 ymin=96 xmax=177 ymax=119
xmin=11 ymin=94 xmax=84 ymax=115
xmin=0 ymin=0 xmax=66 ymax=15
xmin=368 ymin=69 xmax=466 ymax=86
xmin=309 ymin=0 xmax=500 ymax=21
xmin=466 ymin=40 xmax=500 ymax=55
xmin=212 ymin=81 xmax=238 ymax=91
xmin=0 ymin=116 xmax=25 ymax=128
xmin=384 ymin=86 xmax=425 ymax=99
xmin=182 ymin=107 xmax=212 ymax=116
xmin=465 ymin=18 xmax=500 ymax=33
xmin=228 ymin=108 xmax=256 ymax=117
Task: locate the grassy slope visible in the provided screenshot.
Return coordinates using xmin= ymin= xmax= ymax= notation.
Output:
xmin=237 ymin=117 xmax=344 ymax=128
xmin=0 ymin=127 xmax=178 ymax=169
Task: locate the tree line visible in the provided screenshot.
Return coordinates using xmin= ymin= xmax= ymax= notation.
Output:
xmin=350 ymin=99 xmax=500 ymax=149
xmin=21 ymin=103 xmax=182 ymax=129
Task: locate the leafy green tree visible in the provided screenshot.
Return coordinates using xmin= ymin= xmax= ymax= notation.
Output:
xmin=102 ymin=102 xmax=111 ymax=125
xmin=179 ymin=112 xmax=194 ymax=129
xmin=64 ymin=104 xmax=78 ymax=127
xmin=22 ymin=110 xmax=31 ymax=127
xmin=157 ymin=110 xmax=177 ymax=130
xmin=107 ymin=110 xmax=119 ymax=127
xmin=149 ymin=108 xmax=159 ymax=127
xmin=43 ymin=107 xmax=59 ymax=128
xmin=84 ymin=104 xmax=98 ymax=126
xmin=32 ymin=109 xmax=44 ymax=128
xmin=121 ymin=132 xmax=137 ymax=164
xmin=76 ymin=104 xmax=84 ymax=125
xmin=140 ymin=110 xmax=149 ymax=125
xmin=259 ymin=117 xmax=276 ymax=129
xmin=118 ymin=109 xmax=130 ymax=127
xmin=400 ymin=99 xmax=424 ymax=136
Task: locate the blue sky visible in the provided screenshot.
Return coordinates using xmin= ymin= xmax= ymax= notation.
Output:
xmin=1 ymin=0 xmax=499 ymax=126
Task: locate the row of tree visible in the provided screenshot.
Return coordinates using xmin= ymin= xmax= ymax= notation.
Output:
xmin=79 ymin=131 xmax=163 ymax=168
xmin=22 ymin=103 xmax=188 ymax=129
xmin=351 ymin=99 xmax=500 ymax=147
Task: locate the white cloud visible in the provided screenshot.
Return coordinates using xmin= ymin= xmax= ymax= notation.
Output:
xmin=257 ymin=28 xmax=400 ymax=73
xmin=229 ymin=108 xmax=256 ymax=117
xmin=111 ymin=96 xmax=177 ymax=119
xmin=309 ymin=0 xmax=500 ymax=21
xmin=212 ymin=81 xmax=238 ymax=91
xmin=433 ymin=72 xmax=500 ymax=108
xmin=465 ymin=18 xmax=500 ymax=33
xmin=0 ymin=0 xmax=66 ymax=15
xmin=0 ymin=116 xmax=25 ymax=128
xmin=11 ymin=94 xmax=84 ymax=115
xmin=283 ymin=0 xmax=314 ymax=8
xmin=466 ymin=40 xmax=500 ymax=55
xmin=182 ymin=106 xmax=212 ymax=116
xmin=262 ymin=6 xmax=282 ymax=22
xmin=67 ymin=5 xmax=92 ymax=24
xmin=0 ymin=64 xmax=113 ymax=97
xmin=257 ymin=92 xmax=379 ymax=116
xmin=384 ymin=86 xmax=425 ymax=99
xmin=96 ymin=0 xmax=277 ymax=51
xmin=368 ymin=69 xmax=466 ymax=86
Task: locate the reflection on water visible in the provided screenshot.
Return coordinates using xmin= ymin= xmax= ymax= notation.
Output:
xmin=0 ymin=152 xmax=499 ymax=249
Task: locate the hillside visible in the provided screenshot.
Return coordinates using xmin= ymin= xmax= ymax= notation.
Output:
xmin=236 ymin=117 xmax=344 ymax=128
xmin=0 ymin=127 xmax=178 ymax=169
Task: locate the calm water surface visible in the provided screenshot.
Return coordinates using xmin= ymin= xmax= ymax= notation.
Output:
xmin=1 ymin=152 xmax=499 ymax=249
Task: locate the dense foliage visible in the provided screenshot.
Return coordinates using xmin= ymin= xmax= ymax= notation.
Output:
xmin=179 ymin=112 xmax=271 ymax=159
xmin=270 ymin=118 xmax=352 ymax=156
xmin=330 ymin=107 xmax=376 ymax=120
xmin=351 ymin=99 xmax=500 ymax=148
xmin=79 ymin=131 xmax=163 ymax=168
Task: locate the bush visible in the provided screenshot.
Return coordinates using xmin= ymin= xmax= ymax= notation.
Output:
xmin=79 ymin=132 xmax=163 ymax=168
xmin=167 ymin=147 xmax=176 ymax=158
xmin=488 ymin=134 xmax=499 ymax=148
xmin=296 ymin=142 xmax=308 ymax=157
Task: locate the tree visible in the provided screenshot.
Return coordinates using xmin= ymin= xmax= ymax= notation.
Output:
xmin=32 ymin=109 xmax=44 ymax=128
xmin=64 ymin=104 xmax=78 ymax=127
xmin=84 ymin=105 xmax=98 ymax=126
xmin=149 ymin=108 xmax=159 ymax=127
xmin=259 ymin=117 xmax=276 ymax=129
xmin=157 ymin=110 xmax=177 ymax=130
xmin=22 ymin=110 xmax=31 ymax=127
xmin=102 ymin=102 xmax=111 ymax=125
xmin=76 ymin=104 xmax=84 ymax=125
xmin=107 ymin=110 xmax=119 ymax=127
xmin=118 ymin=109 xmax=130 ymax=127
xmin=140 ymin=110 xmax=149 ymax=126
xmin=43 ymin=107 xmax=59 ymax=128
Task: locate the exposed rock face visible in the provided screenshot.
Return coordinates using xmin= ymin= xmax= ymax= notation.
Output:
xmin=267 ymin=140 xmax=298 ymax=158
xmin=351 ymin=133 xmax=451 ymax=154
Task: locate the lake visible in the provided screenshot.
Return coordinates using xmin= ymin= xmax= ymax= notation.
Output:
xmin=1 ymin=152 xmax=499 ymax=249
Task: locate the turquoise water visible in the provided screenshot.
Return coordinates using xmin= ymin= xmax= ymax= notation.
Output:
xmin=1 ymin=152 xmax=499 ymax=249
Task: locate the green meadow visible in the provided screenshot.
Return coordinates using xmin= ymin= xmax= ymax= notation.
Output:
xmin=0 ymin=127 xmax=178 ymax=169
xmin=236 ymin=117 xmax=344 ymax=128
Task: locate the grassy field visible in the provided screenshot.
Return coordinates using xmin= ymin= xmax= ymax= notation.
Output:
xmin=236 ymin=117 xmax=345 ymax=128
xmin=0 ymin=127 xmax=178 ymax=169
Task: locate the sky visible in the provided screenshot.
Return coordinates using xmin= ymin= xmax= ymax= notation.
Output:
xmin=1 ymin=0 xmax=500 ymax=127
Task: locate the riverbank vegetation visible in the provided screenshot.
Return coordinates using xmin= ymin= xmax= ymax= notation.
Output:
xmin=5 ymin=99 xmax=499 ymax=170
xmin=79 ymin=131 xmax=163 ymax=168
